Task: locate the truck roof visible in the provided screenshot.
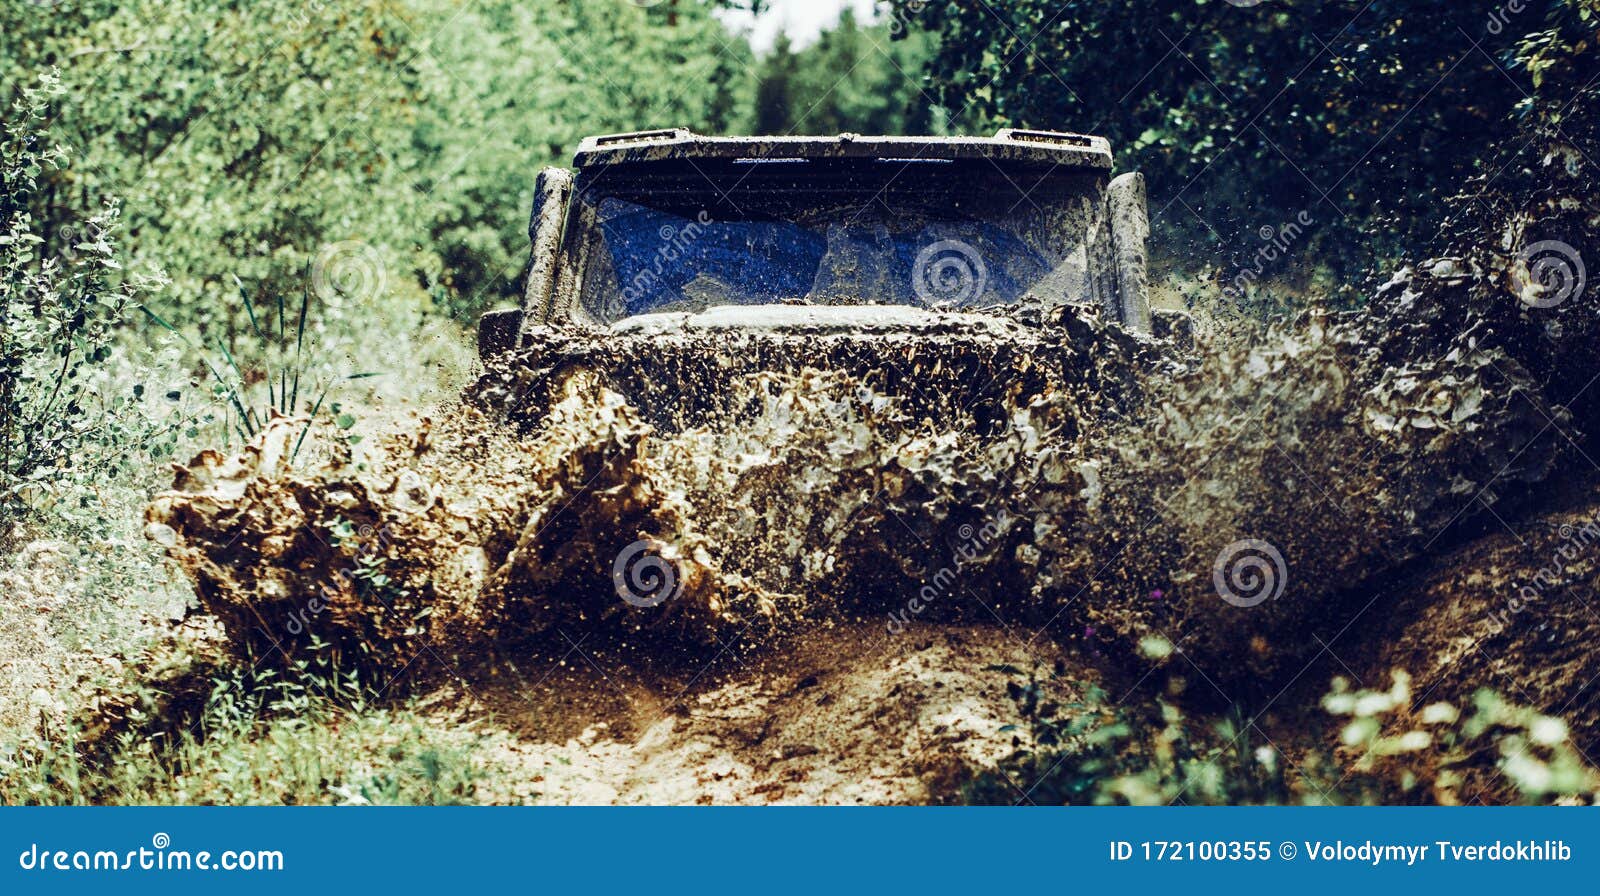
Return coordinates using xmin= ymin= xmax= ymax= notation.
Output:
xmin=573 ymin=128 xmax=1113 ymax=171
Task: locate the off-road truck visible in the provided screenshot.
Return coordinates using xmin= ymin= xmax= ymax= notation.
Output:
xmin=479 ymin=128 xmax=1154 ymax=356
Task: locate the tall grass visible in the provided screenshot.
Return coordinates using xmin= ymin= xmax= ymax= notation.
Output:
xmin=140 ymin=273 xmax=378 ymax=460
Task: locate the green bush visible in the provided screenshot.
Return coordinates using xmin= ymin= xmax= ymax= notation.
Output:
xmin=752 ymin=8 xmax=941 ymax=137
xmin=409 ymin=0 xmax=756 ymax=312
xmin=0 ymin=0 xmax=759 ymax=333
xmin=894 ymin=0 xmax=1600 ymax=294
xmin=965 ymin=664 xmax=1600 ymax=806
xmin=0 ymin=73 xmax=161 ymax=515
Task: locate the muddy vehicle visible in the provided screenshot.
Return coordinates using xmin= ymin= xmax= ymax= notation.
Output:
xmin=480 ymin=128 xmax=1154 ymax=356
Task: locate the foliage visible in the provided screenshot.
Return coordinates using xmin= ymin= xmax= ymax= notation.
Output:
xmin=142 ymin=275 xmax=382 ymax=459
xmin=1324 ymin=672 xmax=1600 ymax=804
xmin=752 ymin=8 xmax=942 ymax=136
xmin=962 ymin=665 xmax=1342 ymax=806
xmin=409 ymin=0 xmax=756 ymax=312
xmin=966 ymin=665 xmax=1600 ymax=806
xmin=1 ymin=657 xmax=485 ymax=806
xmin=0 ymin=0 xmax=757 ymax=333
xmin=1447 ymin=0 xmax=1600 ymax=247
xmin=892 ymin=0 xmax=1599 ymax=292
xmin=0 ymin=2 xmax=431 ymax=335
xmin=0 ymin=73 xmax=160 ymax=514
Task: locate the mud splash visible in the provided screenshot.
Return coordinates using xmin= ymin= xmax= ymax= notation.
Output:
xmin=146 ymin=235 xmax=1586 ymax=698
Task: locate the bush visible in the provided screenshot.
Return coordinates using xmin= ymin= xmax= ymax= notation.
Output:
xmin=894 ymin=0 xmax=1600 ymax=297
xmin=964 ymin=664 xmax=1600 ymax=806
xmin=0 ymin=0 xmax=759 ymax=333
xmin=0 ymin=73 xmax=160 ymax=515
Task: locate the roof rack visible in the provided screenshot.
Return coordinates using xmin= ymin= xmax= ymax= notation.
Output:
xmin=573 ymin=128 xmax=1112 ymax=170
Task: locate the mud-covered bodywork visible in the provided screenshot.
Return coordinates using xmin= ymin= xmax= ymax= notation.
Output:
xmin=480 ymin=129 xmax=1153 ymax=355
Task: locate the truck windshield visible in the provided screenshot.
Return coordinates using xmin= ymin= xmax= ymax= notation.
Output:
xmin=568 ymin=161 xmax=1108 ymax=325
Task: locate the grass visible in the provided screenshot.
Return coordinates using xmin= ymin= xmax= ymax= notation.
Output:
xmin=1 ymin=659 xmax=490 ymax=806
xmin=140 ymin=274 xmax=385 ymax=460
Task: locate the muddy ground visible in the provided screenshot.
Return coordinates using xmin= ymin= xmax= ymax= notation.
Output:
xmin=441 ymin=623 xmax=1107 ymax=805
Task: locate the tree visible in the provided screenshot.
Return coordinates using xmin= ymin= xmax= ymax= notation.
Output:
xmin=0 ymin=0 xmax=759 ymax=330
xmin=892 ymin=0 xmax=1599 ymax=286
xmin=750 ymin=8 xmax=941 ymax=136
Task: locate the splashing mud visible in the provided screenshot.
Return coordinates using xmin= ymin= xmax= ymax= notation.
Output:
xmin=135 ymin=126 xmax=1600 ymax=802
xmin=149 ymin=264 xmax=1574 ymax=687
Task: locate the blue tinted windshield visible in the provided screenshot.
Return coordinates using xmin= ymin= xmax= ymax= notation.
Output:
xmin=590 ymin=198 xmax=1050 ymax=319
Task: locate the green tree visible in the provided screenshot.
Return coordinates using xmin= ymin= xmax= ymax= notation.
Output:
xmin=0 ymin=1 xmax=432 ymax=336
xmin=893 ymin=0 xmax=1598 ymax=285
xmin=411 ymin=0 xmax=756 ymax=310
xmin=751 ymin=8 xmax=941 ymax=136
xmin=0 ymin=0 xmax=760 ymax=333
